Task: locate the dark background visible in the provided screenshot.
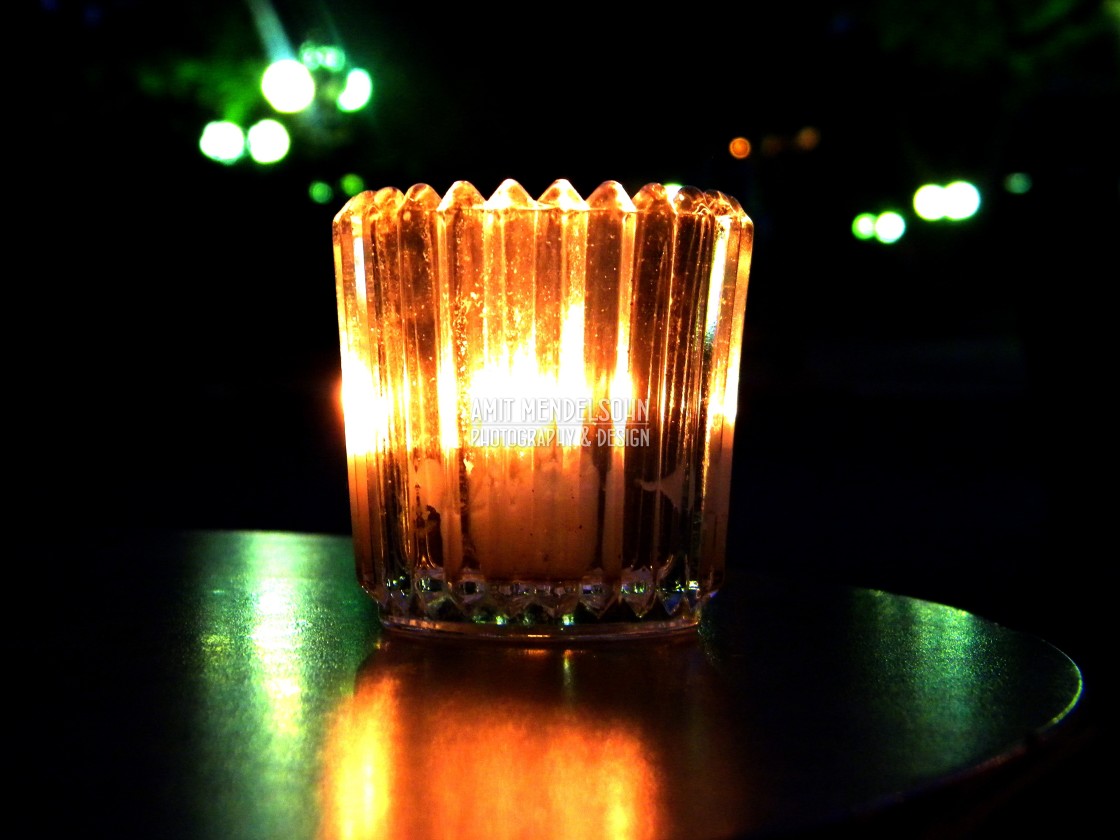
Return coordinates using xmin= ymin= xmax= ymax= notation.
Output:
xmin=20 ymin=0 xmax=1115 ymax=825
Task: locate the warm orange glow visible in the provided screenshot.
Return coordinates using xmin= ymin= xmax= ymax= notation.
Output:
xmin=728 ymin=136 xmax=751 ymax=159
xmin=319 ymin=678 xmax=399 ymax=840
xmin=319 ymin=675 xmax=663 ymax=840
xmin=760 ymin=135 xmax=784 ymax=156
xmin=794 ymin=126 xmax=820 ymax=151
xmin=339 ymin=350 xmax=390 ymax=458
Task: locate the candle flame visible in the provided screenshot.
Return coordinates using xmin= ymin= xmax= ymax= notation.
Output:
xmin=462 ymin=301 xmax=593 ymax=448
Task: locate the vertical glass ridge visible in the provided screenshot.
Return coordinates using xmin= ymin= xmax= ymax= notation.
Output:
xmin=333 ymin=191 xmax=380 ymax=595
xmin=334 ymin=179 xmax=754 ymax=638
xmin=626 ymin=183 xmax=677 ymax=616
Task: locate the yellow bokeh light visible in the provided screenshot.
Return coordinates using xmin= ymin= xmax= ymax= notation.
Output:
xmin=728 ymin=137 xmax=751 ymax=159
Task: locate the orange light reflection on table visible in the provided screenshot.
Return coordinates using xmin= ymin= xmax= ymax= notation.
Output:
xmin=319 ymin=672 xmax=663 ymax=840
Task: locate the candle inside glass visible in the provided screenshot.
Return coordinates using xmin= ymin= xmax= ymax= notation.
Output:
xmin=333 ymin=179 xmax=752 ymax=639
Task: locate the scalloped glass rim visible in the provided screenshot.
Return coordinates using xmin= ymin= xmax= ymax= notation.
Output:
xmin=335 ymin=178 xmax=750 ymax=221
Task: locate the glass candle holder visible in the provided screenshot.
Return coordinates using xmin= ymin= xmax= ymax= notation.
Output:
xmin=333 ymin=179 xmax=753 ymax=639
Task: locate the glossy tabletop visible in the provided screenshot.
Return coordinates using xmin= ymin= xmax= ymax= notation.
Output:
xmin=25 ymin=530 xmax=1082 ymax=839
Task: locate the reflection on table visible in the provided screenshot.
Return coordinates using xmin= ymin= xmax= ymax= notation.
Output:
xmin=43 ymin=530 xmax=1082 ymax=840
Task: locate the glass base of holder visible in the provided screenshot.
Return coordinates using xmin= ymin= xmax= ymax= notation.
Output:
xmin=379 ymin=613 xmax=702 ymax=642
xmin=366 ymin=572 xmax=715 ymax=642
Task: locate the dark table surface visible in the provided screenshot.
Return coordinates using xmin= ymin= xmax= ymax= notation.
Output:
xmin=15 ymin=529 xmax=1089 ymax=839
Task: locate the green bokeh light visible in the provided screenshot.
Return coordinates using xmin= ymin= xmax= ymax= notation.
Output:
xmin=852 ymin=213 xmax=877 ymax=240
xmin=309 ymin=181 xmax=334 ymax=204
xmin=247 ymin=119 xmax=291 ymax=164
xmin=874 ymin=211 xmax=906 ymax=244
xmin=261 ymin=59 xmax=316 ymax=114
xmin=321 ymin=46 xmax=346 ymax=71
xmin=337 ymin=68 xmax=373 ymax=112
xmin=199 ymin=121 xmax=246 ymax=164
xmin=299 ymin=44 xmax=321 ymax=69
xmin=339 ymin=174 xmax=365 ymax=196
xmin=300 ymin=43 xmax=346 ymax=71
xmin=1004 ymin=172 xmax=1032 ymax=194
